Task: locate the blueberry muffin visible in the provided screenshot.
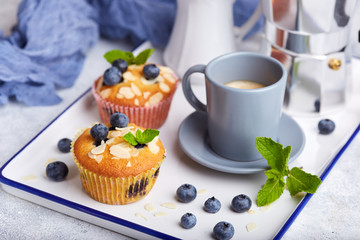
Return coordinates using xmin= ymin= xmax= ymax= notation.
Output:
xmin=92 ymin=48 xmax=178 ymax=129
xmin=71 ymin=112 xmax=165 ymax=205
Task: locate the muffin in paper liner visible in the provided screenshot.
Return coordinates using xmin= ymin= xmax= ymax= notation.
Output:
xmin=71 ymin=126 xmax=165 ymax=205
xmin=92 ymin=63 xmax=179 ymax=129
xmin=92 ymin=81 xmax=176 ymax=129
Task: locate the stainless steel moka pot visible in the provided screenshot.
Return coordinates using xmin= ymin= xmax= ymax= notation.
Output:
xmin=261 ymin=0 xmax=358 ymax=115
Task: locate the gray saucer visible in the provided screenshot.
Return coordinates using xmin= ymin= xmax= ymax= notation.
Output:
xmin=178 ymin=111 xmax=305 ymax=174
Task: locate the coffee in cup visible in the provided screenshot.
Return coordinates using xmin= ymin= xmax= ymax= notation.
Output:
xmin=182 ymin=52 xmax=287 ymax=161
xmin=225 ymin=80 xmax=266 ymax=89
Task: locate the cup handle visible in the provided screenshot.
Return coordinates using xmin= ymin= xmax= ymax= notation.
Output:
xmin=182 ymin=64 xmax=207 ymax=112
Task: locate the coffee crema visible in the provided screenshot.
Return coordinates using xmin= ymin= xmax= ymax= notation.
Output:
xmin=225 ymin=80 xmax=266 ymax=89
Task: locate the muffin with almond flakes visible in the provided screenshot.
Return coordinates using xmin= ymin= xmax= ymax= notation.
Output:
xmin=92 ymin=48 xmax=178 ymax=129
xmin=71 ymin=112 xmax=165 ymax=205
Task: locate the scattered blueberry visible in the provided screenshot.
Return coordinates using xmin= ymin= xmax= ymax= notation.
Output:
xmin=231 ymin=194 xmax=252 ymax=213
xmin=213 ymin=221 xmax=234 ymax=240
xmin=110 ymin=112 xmax=129 ymax=128
xmin=103 ymin=66 xmax=121 ymax=86
xmin=57 ymin=138 xmax=72 ymax=153
xmin=143 ymin=64 xmax=160 ymax=80
xmin=318 ymin=119 xmax=335 ymax=134
xmin=90 ymin=123 xmax=109 ymax=142
xmin=176 ymin=184 xmax=197 ymax=203
xmin=314 ymin=98 xmax=320 ymax=112
xmin=204 ymin=196 xmax=221 ymax=213
xmin=180 ymin=213 xmax=197 ymax=229
xmin=46 ymin=161 xmax=69 ymax=182
xmin=112 ymin=59 xmax=128 ymax=73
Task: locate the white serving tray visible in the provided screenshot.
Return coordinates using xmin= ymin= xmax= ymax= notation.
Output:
xmin=1 ymin=42 xmax=360 ymax=240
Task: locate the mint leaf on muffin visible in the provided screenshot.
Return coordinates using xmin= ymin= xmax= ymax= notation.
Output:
xmin=123 ymin=129 xmax=159 ymax=146
xmin=104 ymin=50 xmax=134 ymax=64
xmin=104 ymin=48 xmax=155 ymax=65
xmin=133 ymin=49 xmax=155 ymax=65
xmin=255 ymin=137 xmax=321 ymax=206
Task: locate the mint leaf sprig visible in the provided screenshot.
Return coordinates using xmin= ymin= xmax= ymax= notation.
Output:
xmin=256 ymin=137 xmax=322 ymax=207
xmin=104 ymin=48 xmax=155 ymax=65
xmin=123 ymin=129 xmax=159 ymax=146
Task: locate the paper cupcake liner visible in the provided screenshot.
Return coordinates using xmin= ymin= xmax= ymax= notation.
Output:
xmin=71 ymin=130 xmax=164 ymax=205
xmin=92 ymin=82 xmax=177 ymax=129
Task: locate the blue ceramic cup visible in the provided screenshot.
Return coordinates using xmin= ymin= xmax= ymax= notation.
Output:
xmin=182 ymin=52 xmax=287 ymax=161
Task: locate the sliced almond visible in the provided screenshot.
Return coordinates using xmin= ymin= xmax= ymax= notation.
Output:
xmin=248 ymin=209 xmax=257 ymax=215
xmin=123 ymin=71 xmax=136 ymax=82
xmin=155 ymin=75 xmax=164 ymax=82
xmin=159 ymin=82 xmax=170 ymax=93
xmin=140 ymin=76 xmax=157 ymax=85
xmin=135 ymin=212 xmax=148 ymax=221
xmin=148 ymin=92 xmax=163 ymax=106
xmin=22 ymin=174 xmax=37 ymax=181
xmin=134 ymin=98 xmax=140 ymax=106
xmin=119 ymin=87 xmax=135 ymax=99
xmin=91 ymin=143 xmax=106 ymax=155
xmin=94 ymin=155 xmax=103 ymax=163
xmin=163 ymin=73 xmax=176 ymax=83
xmin=159 ymin=66 xmax=173 ymax=73
xmin=115 ymin=126 xmax=134 ymax=136
xmin=106 ymin=138 xmax=115 ymax=145
xmin=96 ymin=77 xmax=104 ymax=91
xmin=148 ymin=136 xmax=159 ymax=154
xmin=130 ymin=148 xmax=140 ymax=157
xmin=115 ymin=126 xmax=134 ymax=131
xmin=246 ymin=223 xmax=257 ymax=232
xmin=160 ymin=202 xmax=177 ymax=209
xmin=144 ymin=203 xmax=156 ymax=212
xmin=260 ymin=205 xmax=271 ymax=212
xmin=126 ymin=161 xmax=132 ymax=167
xmin=131 ymin=83 xmax=142 ymax=96
xmin=128 ymin=65 xmax=141 ymax=71
xmin=109 ymin=131 xmax=121 ymax=138
xmin=143 ymin=91 xmax=151 ymax=99
xmin=116 ymin=93 xmax=124 ymax=99
xmin=88 ymin=152 xmax=96 ymax=159
xmin=99 ymin=88 xmax=111 ymax=98
xmin=154 ymin=212 xmax=167 ymax=217
xmin=109 ymin=142 xmax=131 ymax=158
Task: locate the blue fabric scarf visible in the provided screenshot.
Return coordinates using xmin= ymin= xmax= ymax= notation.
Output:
xmin=0 ymin=0 xmax=262 ymax=106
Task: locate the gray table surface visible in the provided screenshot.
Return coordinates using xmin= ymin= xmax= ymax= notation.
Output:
xmin=1 ymin=1 xmax=360 ymax=239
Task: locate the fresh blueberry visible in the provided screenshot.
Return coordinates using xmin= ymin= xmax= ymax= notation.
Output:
xmin=112 ymin=59 xmax=128 ymax=73
xmin=143 ymin=64 xmax=160 ymax=80
xmin=90 ymin=124 xmax=109 ymax=142
xmin=213 ymin=221 xmax=234 ymax=240
xmin=180 ymin=213 xmax=197 ymax=229
xmin=135 ymin=143 xmax=146 ymax=149
xmin=57 ymin=138 xmax=72 ymax=153
xmin=204 ymin=196 xmax=221 ymax=213
xmin=318 ymin=119 xmax=335 ymax=134
xmin=176 ymin=184 xmax=197 ymax=203
xmin=46 ymin=161 xmax=69 ymax=182
xmin=231 ymin=194 xmax=252 ymax=213
xmin=103 ymin=66 xmax=121 ymax=86
xmin=110 ymin=112 xmax=129 ymax=128
xmin=314 ymin=98 xmax=320 ymax=112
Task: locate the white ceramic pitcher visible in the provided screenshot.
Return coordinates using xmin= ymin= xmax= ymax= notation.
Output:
xmin=163 ymin=0 xmax=262 ymax=78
